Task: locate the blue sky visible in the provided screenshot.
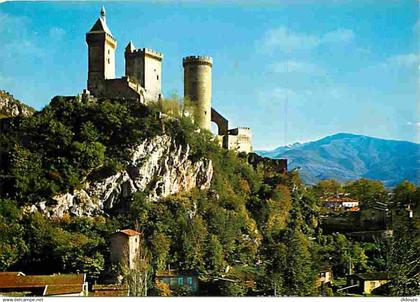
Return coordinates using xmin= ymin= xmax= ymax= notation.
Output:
xmin=0 ymin=0 xmax=418 ymax=149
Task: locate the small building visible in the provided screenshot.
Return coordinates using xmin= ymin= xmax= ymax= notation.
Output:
xmin=323 ymin=197 xmax=359 ymax=212
xmin=226 ymin=127 xmax=253 ymax=153
xmin=360 ymin=202 xmax=388 ymax=229
xmin=110 ymin=229 xmax=142 ymax=270
xmin=316 ymin=266 xmax=333 ymax=288
xmin=90 ymin=284 xmax=129 ymax=297
xmin=347 ymin=272 xmax=391 ymax=295
xmin=0 ymin=272 xmax=87 ymax=296
xmin=155 ymin=269 xmax=199 ymax=294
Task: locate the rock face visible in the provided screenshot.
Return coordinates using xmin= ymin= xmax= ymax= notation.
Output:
xmin=0 ymin=90 xmax=34 ymax=118
xmin=36 ymin=135 xmax=213 ymax=218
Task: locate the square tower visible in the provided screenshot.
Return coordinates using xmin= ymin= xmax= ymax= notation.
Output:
xmin=86 ymin=7 xmax=117 ymax=96
xmin=125 ymin=42 xmax=163 ymax=102
xmin=110 ymin=229 xmax=142 ymax=270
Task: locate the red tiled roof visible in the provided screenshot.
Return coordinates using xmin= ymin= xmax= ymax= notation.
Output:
xmin=117 ymin=229 xmax=142 ymax=236
xmin=91 ymin=284 xmax=129 ymax=297
xmin=0 ymin=273 xmax=85 ymax=289
xmin=324 ymin=197 xmax=358 ymax=203
xmin=44 ymin=285 xmax=84 ymax=296
xmin=0 ymin=272 xmax=25 ymax=276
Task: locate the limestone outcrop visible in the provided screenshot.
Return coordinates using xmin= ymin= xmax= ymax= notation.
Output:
xmin=0 ymin=90 xmax=34 ymax=118
xmin=32 ymin=135 xmax=213 ymax=218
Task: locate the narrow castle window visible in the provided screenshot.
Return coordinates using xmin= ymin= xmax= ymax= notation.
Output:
xmin=107 ymin=58 xmax=110 ymax=64
xmin=157 ymin=75 xmax=159 ymax=80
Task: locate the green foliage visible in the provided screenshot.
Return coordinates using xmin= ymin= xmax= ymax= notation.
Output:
xmin=313 ymin=179 xmax=343 ymax=197
xmin=1 ymin=97 xmax=163 ymax=201
xmin=344 ymin=178 xmax=387 ymax=207
xmin=0 ymin=199 xmax=28 ymax=271
xmin=4 ymin=95 xmax=413 ymax=297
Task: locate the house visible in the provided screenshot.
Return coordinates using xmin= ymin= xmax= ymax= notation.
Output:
xmin=346 ymin=272 xmax=391 ymax=295
xmin=316 ymin=266 xmax=333 ymax=288
xmin=155 ymin=269 xmax=199 ymax=294
xmin=360 ymin=202 xmax=388 ymax=229
xmin=90 ymin=284 xmax=129 ymax=297
xmin=0 ymin=272 xmax=88 ymax=296
xmin=110 ymin=229 xmax=142 ymax=270
xmin=323 ymin=197 xmax=359 ymax=212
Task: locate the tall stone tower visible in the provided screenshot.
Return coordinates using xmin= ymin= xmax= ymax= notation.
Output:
xmin=125 ymin=42 xmax=163 ymax=102
xmin=86 ymin=6 xmax=117 ymax=96
xmin=183 ymin=56 xmax=213 ymax=130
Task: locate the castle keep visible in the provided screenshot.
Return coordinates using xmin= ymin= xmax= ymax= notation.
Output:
xmin=85 ymin=7 xmax=252 ymax=153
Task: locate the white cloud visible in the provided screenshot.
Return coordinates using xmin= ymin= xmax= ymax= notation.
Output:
xmin=269 ymin=60 xmax=324 ymax=74
xmin=406 ymin=121 xmax=420 ymax=127
xmin=261 ymin=26 xmax=320 ymax=52
xmin=260 ymin=26 xmax=355 ymax=53
xmin=385 ymin=53 xmax=419 ymax=69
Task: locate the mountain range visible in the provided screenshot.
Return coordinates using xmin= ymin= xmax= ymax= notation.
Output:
xmin=256 ymin=133 xmax=420 ymax=187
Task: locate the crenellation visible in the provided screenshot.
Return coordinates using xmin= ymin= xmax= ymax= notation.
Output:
xmin=183 ymin=56 xmax=213 ymax=67
xmin=85 ymin=6 xmax=252 ymax=153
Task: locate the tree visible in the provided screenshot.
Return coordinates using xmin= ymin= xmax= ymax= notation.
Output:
xmin=281 ymin=230 xmax=316 ymax=296
xmin=206 ymin=234 xmax=226 ymax=273
xmin=120 ymin=236 xmax=152 ymax=296
xmin=313 ymin=179 xmax=343 ymax=197
xmin=387 ymin=220 xmax=420 ymax=296
xmin=344 ymin=179 xmax=387 ymax=207
xmin=0 ymin=199 xmax=28 ymax=270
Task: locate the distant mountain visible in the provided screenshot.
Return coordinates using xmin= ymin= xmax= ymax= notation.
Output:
xmin=256 ymin=133 xmax=420 ymax=187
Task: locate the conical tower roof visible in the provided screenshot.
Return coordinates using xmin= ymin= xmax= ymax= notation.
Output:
xmin=87 ymin=6 xmax=114 ymax=37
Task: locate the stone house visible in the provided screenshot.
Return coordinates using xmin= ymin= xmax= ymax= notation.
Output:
xmin=155 ymin=269 xmax=199 ymax=294
xmin=110 ymin=229 xmax=142 ymax=270
xmin=323 ymin=197 xmax=359 ymax=212
xmin=347 ymin=272 xmax=391 ymax=295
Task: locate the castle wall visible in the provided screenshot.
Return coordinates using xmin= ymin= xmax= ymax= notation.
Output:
xmin=103 ymin=78 xmax=144 ymax=101
xmin=183 ymin=56 xmax=212 ymax=130
xmin=211 ymin=108 xmax=229 ymax=136
xmin=227 ymin=127 xmax=253 ymax=153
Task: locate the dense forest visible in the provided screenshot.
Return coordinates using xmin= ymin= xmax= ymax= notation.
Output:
xmin=0 ymin=96 xmax=418 ymax=296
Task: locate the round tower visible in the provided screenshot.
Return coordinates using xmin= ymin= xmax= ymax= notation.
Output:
xmin=183 ymin=56 xmax=213 ymax=130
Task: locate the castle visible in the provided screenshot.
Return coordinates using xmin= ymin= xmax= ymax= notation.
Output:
xmin=84 ymin=7 xmax=252 ymax=153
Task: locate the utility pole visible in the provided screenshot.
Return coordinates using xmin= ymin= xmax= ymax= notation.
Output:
xmin=274 ymin=282 xmax=277 ymax=297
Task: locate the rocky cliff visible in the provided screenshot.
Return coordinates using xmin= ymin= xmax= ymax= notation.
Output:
xmin=0 ymin=90 xmax=34 ymax=118
xmin=30 ymin=135 xmax=213 ymax=218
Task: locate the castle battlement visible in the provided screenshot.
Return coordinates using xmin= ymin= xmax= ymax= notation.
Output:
xmin=228 ymin=127 xmax=252 ymax=136
xmin=183 ymin=56 xmax=213 ymax=67
xmin=85 ymin=7 xmax=252 ymax=153
xmin=127 ymin=47 xmax=163 ymax=60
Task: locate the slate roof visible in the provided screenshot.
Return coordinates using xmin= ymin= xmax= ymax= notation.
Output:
xmin=87 ymin=17 xmax=113 ymax=37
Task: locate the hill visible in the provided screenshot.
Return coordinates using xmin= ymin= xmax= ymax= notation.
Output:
xmin=0 ymin=90 xmax=35 ymax=118
xmin=0 ymin=95 xmax=322 ymax=296
xmin=257 ymin=133 xmax=420 ymax=187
